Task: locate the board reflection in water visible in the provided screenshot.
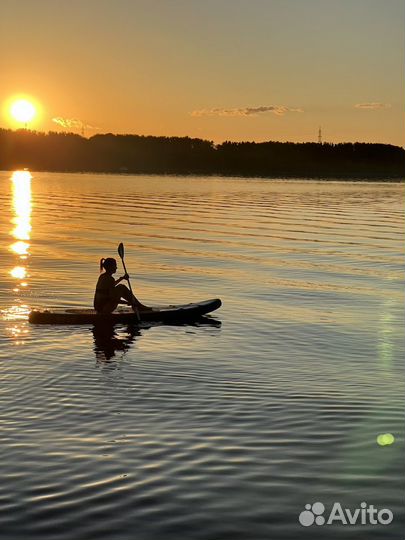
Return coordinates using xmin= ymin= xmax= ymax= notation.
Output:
xmin=93 ymin=317 xmax=221 ymax=362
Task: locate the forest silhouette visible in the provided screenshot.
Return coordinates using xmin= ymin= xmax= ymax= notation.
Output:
xmin=0 ymin=128 xmax=403 ymax=179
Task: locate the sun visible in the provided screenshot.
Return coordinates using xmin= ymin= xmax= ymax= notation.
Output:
xmin=4 ymin=94 xmax=42 ymax=128
xmin=10 ymin=99 xmax=36 ymax=124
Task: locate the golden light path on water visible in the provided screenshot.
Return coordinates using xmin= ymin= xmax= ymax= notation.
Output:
xmin=11 ymin=170 xmax=32 ymax=240
xmin=6 ymin=170 xmax=32 ymax=341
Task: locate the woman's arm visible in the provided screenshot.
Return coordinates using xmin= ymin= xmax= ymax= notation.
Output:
xmin=114 ymin=273 xmax=129 ymax=285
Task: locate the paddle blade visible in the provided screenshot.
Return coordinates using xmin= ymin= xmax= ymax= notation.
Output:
xmin=118 ymin=242 xmax=124 ymax=259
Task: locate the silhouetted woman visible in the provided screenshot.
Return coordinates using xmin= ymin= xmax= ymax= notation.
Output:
xmin=94 ymin=257 xmax=149 ymax=313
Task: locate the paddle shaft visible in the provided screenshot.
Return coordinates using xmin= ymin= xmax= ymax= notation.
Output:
xmin=119 ymin=254 xmax=140 ymax=321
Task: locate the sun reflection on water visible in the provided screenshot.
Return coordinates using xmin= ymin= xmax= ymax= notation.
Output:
xmin=11 ymin=170 xmax=32 ymax=240
xmin=10 ymin=240 xmax=30 ymax=256
xmin=10 ymin=170 xmax=32 ymax=284
xmin=4 ymin=170 xmax=33 ymax=338
xmin=10 ymin=266 xmax=27 ymax=279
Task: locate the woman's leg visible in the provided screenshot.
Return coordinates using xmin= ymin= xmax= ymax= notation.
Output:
xmin=113 ymin=284 xmax=150 ymax=310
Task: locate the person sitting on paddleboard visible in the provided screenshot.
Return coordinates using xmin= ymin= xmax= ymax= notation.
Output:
xmin=94 ymin=257 xmax=149 ymax=313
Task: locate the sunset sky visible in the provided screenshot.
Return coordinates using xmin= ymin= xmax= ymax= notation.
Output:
xmin=1 ymin=0 xmax=403 ymax=145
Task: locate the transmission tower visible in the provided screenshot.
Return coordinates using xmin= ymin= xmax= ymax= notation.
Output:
xmin=318 ymin=126 xmax=322 ymax=144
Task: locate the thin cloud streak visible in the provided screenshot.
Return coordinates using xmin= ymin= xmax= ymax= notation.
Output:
xmin=191 ymin=106 xmax=304 ymax=117
xmin=52 ymin=117 xmax=100 ymax=130
xmin=354 ymin=103 xmax=391 ymax=110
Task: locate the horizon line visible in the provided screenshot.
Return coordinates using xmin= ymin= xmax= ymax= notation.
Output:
xmin=1 ymin=126 xmax=403 ymax=150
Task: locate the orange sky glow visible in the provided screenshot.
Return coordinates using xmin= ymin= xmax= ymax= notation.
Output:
xmin=0 ymin=0 xmax=403 ymax=146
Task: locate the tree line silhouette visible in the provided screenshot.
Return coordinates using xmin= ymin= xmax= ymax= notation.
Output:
xmin=0 ymin=128 xmax=403 ymax=178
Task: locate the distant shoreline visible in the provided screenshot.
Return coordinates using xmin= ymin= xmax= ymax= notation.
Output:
xmin=1 ymin=128 xmax=404 ymax=180
xmin=2 ymin=168 xmax=403 ymax=182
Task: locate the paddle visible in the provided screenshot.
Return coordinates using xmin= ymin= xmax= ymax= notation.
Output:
xmin=118 ymin=242 xmax=140 ymax=322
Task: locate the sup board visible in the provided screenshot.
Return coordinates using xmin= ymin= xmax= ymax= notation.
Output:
xmin=29 ymin=298 xmax=222 ymax=325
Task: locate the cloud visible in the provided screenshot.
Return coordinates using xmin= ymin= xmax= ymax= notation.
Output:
xmin=191 ymin=106 xmax=303 ymax=117
xmin=354 ymin=103 xmax=391 ymax=110
xmin=52 ymin=117 xmax=100 ymax=130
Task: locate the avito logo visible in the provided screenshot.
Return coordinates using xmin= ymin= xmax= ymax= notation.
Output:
xmin=299 ymin=502 xmax=393 ymax=527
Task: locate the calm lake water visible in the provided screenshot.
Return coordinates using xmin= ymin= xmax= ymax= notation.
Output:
xmin=0 ymin=171 xmax=404 ymax=540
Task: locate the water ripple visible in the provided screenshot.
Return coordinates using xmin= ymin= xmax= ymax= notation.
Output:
xmin=0 ymin=173 xmax=403 ymax=539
